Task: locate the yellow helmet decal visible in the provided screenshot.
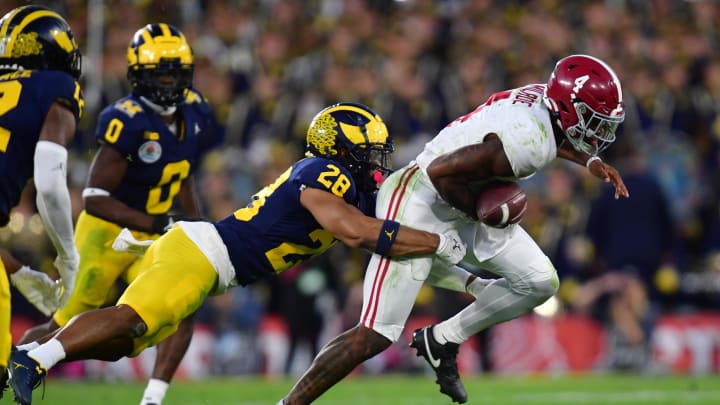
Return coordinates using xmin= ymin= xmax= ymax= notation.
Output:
xmin=1 ymin=9 xmax=63 ymax=57
xmin=9 ymin=32 xmax=41 ymax=58
xmin=307 ymin=112 xmax=339 ymax=155
xmin=51 ymin=29 xmax=76 ymax=53
xmin=326 ymin=104 xmax=389 ymax=145
xmin=129 ymin=23 xmax=192 ymax=66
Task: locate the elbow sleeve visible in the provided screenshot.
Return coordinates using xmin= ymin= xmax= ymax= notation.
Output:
xmin=33 ymin=140 xmax=77 ymax=260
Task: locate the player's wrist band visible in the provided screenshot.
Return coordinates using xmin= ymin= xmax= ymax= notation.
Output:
xmin=375 ymin=219 xmax=400 ymax=256
xmin=82 ymin=187 xmax=111 ymax=198
xmin=586 ymin=156 xmax=602 ymax=169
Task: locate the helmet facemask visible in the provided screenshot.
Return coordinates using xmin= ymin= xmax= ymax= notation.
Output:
xmin=565 ymin=101 xmax=623 ymax=156
xmin=128 ymin=59 xmax=193 ymax=108
xmin=343 ymin=143 xmax=394 ymax=193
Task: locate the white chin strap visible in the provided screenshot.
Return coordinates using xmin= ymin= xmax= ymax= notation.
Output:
xmin=140 ymin=96 xmax=176 ymax=116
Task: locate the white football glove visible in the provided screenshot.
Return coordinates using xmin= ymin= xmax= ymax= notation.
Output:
xmin=54 ymin=254 xmax=78 ymax=307
xmin=112 ymin=228 xmax=155 ymax=256
xmin=10 ymin=266 xmax=62 ymax=316
xmin=435 ymin=229 xmax=466 ymax=265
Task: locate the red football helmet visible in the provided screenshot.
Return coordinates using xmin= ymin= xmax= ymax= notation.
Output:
xmin=543 ymin=54 xmax=624 ymax=156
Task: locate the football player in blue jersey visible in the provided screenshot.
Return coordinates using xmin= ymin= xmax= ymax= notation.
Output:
xmin=7 ymin=102 xmax=467 ymax=404
xmin=16 ymin=23 xmax=223 ymax=405
xmin=0 ymin=5 xmax=83 ymax=397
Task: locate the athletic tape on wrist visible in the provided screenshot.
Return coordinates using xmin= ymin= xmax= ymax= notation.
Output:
xmin=586 ymin=156 xmax=602 ymax=169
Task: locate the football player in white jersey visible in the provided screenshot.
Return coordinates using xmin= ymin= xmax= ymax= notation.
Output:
xmin=279 ymin=54 xmax=629 ymax=405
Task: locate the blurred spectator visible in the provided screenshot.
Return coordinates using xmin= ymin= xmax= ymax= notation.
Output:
xmin=265 ymin=254 xmax=342 ymax=375
xmin=198 ymin=287 xmax=265 ymax=375
xmin=567 ymin=143 xmax=678 ymax=371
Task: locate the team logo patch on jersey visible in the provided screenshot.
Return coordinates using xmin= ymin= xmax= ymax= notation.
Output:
xmin=138 ymin=141 xmax=162 ymax=163
xmin=116 ymin=100 xmax=143 ymax=117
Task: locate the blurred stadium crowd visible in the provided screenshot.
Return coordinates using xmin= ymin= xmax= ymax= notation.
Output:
xmin=3 ymin=0 xmax=720 ymax=377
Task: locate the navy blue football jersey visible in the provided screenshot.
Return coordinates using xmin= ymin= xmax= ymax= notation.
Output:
xmin=214 ymin=157 xmax=374 ymax=285
xmin=0 ymin=70 xmax=83 ymax=221
xmin=94 ymin=89 xmax=222 ymax=214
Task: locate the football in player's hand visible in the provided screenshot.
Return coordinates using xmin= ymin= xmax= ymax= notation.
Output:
xmin=475 ymin=181 xmax=527 ymax=228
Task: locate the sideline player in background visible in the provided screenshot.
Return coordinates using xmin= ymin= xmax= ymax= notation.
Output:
xmin=7 ymin=102 xmax=466 ymax=405
xmin=17 ymin=23 xmax=223 ymax=405
xmin=0 ymin=4 xmax=83 ymax=395
xmin=279 ymin=54 xmax=629 ymax=404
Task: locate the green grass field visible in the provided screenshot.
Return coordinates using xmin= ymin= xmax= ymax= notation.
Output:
xmin=4 ymin=373 xmax=719 ymax=405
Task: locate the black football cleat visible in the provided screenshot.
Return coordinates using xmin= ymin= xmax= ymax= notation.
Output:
xmin=8 ymin=349 xmax=46 ymax=405
xmin=410 ymin=326 xmax=468 ymax=404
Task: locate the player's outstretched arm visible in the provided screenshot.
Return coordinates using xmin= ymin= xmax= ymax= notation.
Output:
xmin=588 ymin=159 xmax=629 ymax=199
xmin=34 ymin=102 xmax=79 ymax=303
xmin=557 ymin=142 xmax=629 ymax=199
xmin=300 ymin=187 xmax=465 ymax=263
xmin=35 ymin=103 xmax=77 ymax=261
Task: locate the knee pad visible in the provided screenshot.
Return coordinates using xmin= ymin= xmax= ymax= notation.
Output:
xmin=526 ymin=271 xmax=559 ymax=303
xmin=509 ymin=258 xmax=559 ymax=303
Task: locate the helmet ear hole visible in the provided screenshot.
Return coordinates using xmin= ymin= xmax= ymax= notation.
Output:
xmin=558 ymin=100 xmax=570 ymax=114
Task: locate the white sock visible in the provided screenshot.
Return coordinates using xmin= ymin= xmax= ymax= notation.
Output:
xmin=140 ymin=378 xmax=169 ymax=405
xmin=16 ymin=342 xmax=40 ymax=351
xmin=27 ymin=338 xmax=66 ymax=370
xmin=432 ymin=326 xmax=449 ymax=345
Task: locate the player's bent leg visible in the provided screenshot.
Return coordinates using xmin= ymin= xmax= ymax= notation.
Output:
xmin=18 ymin=319 xmax=60 ymax=345
xmin=8 ymin=305 xmax=143 ymax=405
xmin=140 ymin=313 xmax=196 ymax=405
xmin=283 ymin=325 xmax=391 ymax=405
xmin=150 ymin=313 xmax=195 ymax=382
xmin=118 ymin=227 xmax=217 ymax=357
xmin=60 ymin=212 xmax=145 ymax=323
xmin=59 ymin=305 xmax=145 ymax=361
xmin=438 ymin=227 xmax=558 ymax=339
xmin=426 ymin=262 xmax=495 ymax=297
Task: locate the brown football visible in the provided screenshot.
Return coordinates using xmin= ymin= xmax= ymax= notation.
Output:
xmin=475 ymin=181 xmax=527 ymax=228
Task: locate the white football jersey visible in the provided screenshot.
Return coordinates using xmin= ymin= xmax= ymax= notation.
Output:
xmin=416 ymin=84 xmax=557 ymax=179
